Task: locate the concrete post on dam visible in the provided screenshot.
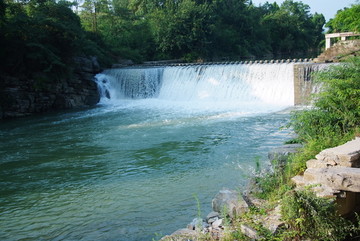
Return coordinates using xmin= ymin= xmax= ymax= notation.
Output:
xmin=293 ymin=63 xmax=331 ymax=106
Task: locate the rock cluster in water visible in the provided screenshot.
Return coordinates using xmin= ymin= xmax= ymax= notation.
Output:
xmin=160 ymin=188 xmax=287 ymax=241
xmin=160 ymin=188 xmax=249 ymax=241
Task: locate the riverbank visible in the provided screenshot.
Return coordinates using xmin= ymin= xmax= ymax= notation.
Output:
xmin=0 ymin=56 xmax=101 ymax=119
xmin=160 ymin=137 xmax=360 ymax=240
xmin=159 ymin=142 xmax=302 ymax=240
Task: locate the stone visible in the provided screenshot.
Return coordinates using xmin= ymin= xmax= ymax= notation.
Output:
xmin=315 ymin=138 xmax=360 ymax=167
xmin=240 ymin=224 xmax=263 ymax=240
xmin=212 ymin=189 xmax=249 ymax=218
xmin=306 ymin=159 xmax=333 ymax=168
xmin=243 ymin=193 xmax=266 ymax=208
xmin=206 ymin=211 xmax=219 ymax=224
xmin=187 ymin=217 xmax=204 ymax=231
xmin=211 ymin=218 xmax=223 ymax=228
xmin=291 ymin=175 xmax=306 ymax=187
xmin=303 ymin=167 xmax=360 ymax=193
xmin=160 ymin=228 xmax=198 ymax=241
xmin=261 ymin=205 xmax=285 ymax=234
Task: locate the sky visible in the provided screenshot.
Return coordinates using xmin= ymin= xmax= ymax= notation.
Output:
xmin=251 ymin=0 xmax=358 ymax=21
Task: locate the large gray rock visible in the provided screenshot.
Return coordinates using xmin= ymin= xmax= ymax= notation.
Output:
xmin=240 ymin=224 xmax=262 ymax=240
xmin=160 ymin=228 xmax=198 ymax=241
xmin=303 ymin=167 xmax=360 ymax=193
xmin=315 ymin=138 xmax=360 ymax=167
xmin=212 ymin=189 xmax=249 ymax=218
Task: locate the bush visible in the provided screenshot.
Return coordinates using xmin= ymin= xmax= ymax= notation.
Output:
xmin=291 ymin=57 xmax=360 ymax=143
xmin=281 ymin=189 xmax=357 ymax=241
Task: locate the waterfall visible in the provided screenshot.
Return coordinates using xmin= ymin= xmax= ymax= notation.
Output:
xmin=96 ymin=67 xmax=164 ymax=100
xmin=95 ymin=63 xmax=295 ymax=107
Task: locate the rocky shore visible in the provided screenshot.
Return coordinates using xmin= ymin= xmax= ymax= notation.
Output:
xmin=0 ymin=56 xmax=101 ymax=119
xmin=160 ymin=138 xmax=360 ymax=240
xmin=160 ymin=143 xmax=302 ymax=240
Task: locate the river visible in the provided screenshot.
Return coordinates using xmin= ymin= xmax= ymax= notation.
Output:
xmin=0 ymin=63 xmax=294 ymax=240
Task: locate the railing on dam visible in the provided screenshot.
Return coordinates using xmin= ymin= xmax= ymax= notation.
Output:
xmin=325 ymin=32 xmax=360 ymax=50
xmin=112 ymin=58 xmax=315 ymax=68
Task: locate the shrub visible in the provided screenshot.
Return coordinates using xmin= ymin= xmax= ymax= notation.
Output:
xmin=291 ymin=57 xmax=360 ymax=144
xmin=281 ymin=189 xmax=357 ymax=241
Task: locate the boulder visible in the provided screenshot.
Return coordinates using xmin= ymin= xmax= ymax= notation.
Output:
xmin=206 ymin=211 xmax=220 ymax=224
xmin=211 ymin=218 xmax=223 ymax=229
xmin=160 ymin=229 xmax=198 ymax=241
xmin=261 ymin=205 xmax=285 ymax=234
xmin=212 ymin=189 xmax=249 ymax=218
xmin=187 ymin=217 xmax=206 ymax=231
xmin=315 ymin=138 xmax=360 ymax=167
xmin=303 ymin=167 xmax=360 ymax=193
xmin=306 ymin=159 xmax=332 ymax=168
xmin=240 ymin=224 xmax=262 ymax=240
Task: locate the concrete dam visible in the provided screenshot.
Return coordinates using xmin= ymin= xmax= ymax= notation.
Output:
xmin=97 ymin=60 xmax=330 ymax=107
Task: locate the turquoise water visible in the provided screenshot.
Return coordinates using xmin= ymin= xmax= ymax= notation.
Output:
xmin=0 ymin=101 xmax=291 ymax=240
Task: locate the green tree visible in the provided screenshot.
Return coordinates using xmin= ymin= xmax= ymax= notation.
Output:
xmin=1 ymin=0 xmax=112 ymax=79
xmin=326 ymin=3 xmax=360 ymax=33
xmin=210 ymin=0 xmax=260 ymax=59
xmin=149 ymin=0 xmax=212 ymax=60
xmin=262 ymin=0 xmax=325 ymax=58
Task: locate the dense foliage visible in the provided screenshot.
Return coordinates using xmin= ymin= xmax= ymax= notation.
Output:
xmin=291 ymin=57 xmax=360 ymax=155
xmin=77 ymin=0 xmax=326 ymax=62
xmin=0 ymin=0 xmax=112 ymax=80
xmin=326 ymin=2 xmax=360 ymax=33
xmin=281 ymin=189 xmax=356 ymax=241
xmin=0 ymin=0 xmax=328 ymax=80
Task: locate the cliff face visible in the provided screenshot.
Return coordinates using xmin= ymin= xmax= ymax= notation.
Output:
xmin=0 ymin=56 xmax=100 ymax=119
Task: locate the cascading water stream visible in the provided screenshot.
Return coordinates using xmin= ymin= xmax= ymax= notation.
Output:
xmin=95 ymin=63 xmax=295 ymax=110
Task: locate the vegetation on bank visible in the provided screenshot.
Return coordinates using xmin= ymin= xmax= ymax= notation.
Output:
xmin=219 ymin=56 xmax=360 ymax=240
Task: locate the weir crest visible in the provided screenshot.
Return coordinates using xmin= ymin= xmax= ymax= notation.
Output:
xmin=96 ymin=62 xmax=331 ymax=107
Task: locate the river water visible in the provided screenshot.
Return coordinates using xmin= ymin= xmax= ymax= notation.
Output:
xmin=0 ymin=63 xmax=294 ymax=240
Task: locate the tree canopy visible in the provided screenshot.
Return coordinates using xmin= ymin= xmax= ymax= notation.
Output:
xmin=77 ymin=0 xmax=326 ymax=61
xmin=326 ymin=3 xmax=360 ymax=33
xmin=1 ymin=0 xmax=328 ymax=71
xmin=0 ymin=0 xmax=112 ymax=80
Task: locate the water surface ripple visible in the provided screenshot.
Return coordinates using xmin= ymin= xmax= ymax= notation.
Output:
xmin=0 ymin=103 xmax=291 ymax=240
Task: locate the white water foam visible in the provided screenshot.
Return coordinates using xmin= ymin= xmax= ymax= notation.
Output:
xmin=95 ymin=63 xmax=294 ymax=114
xmin=158 ymin=64 xmax=294 ymax=105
